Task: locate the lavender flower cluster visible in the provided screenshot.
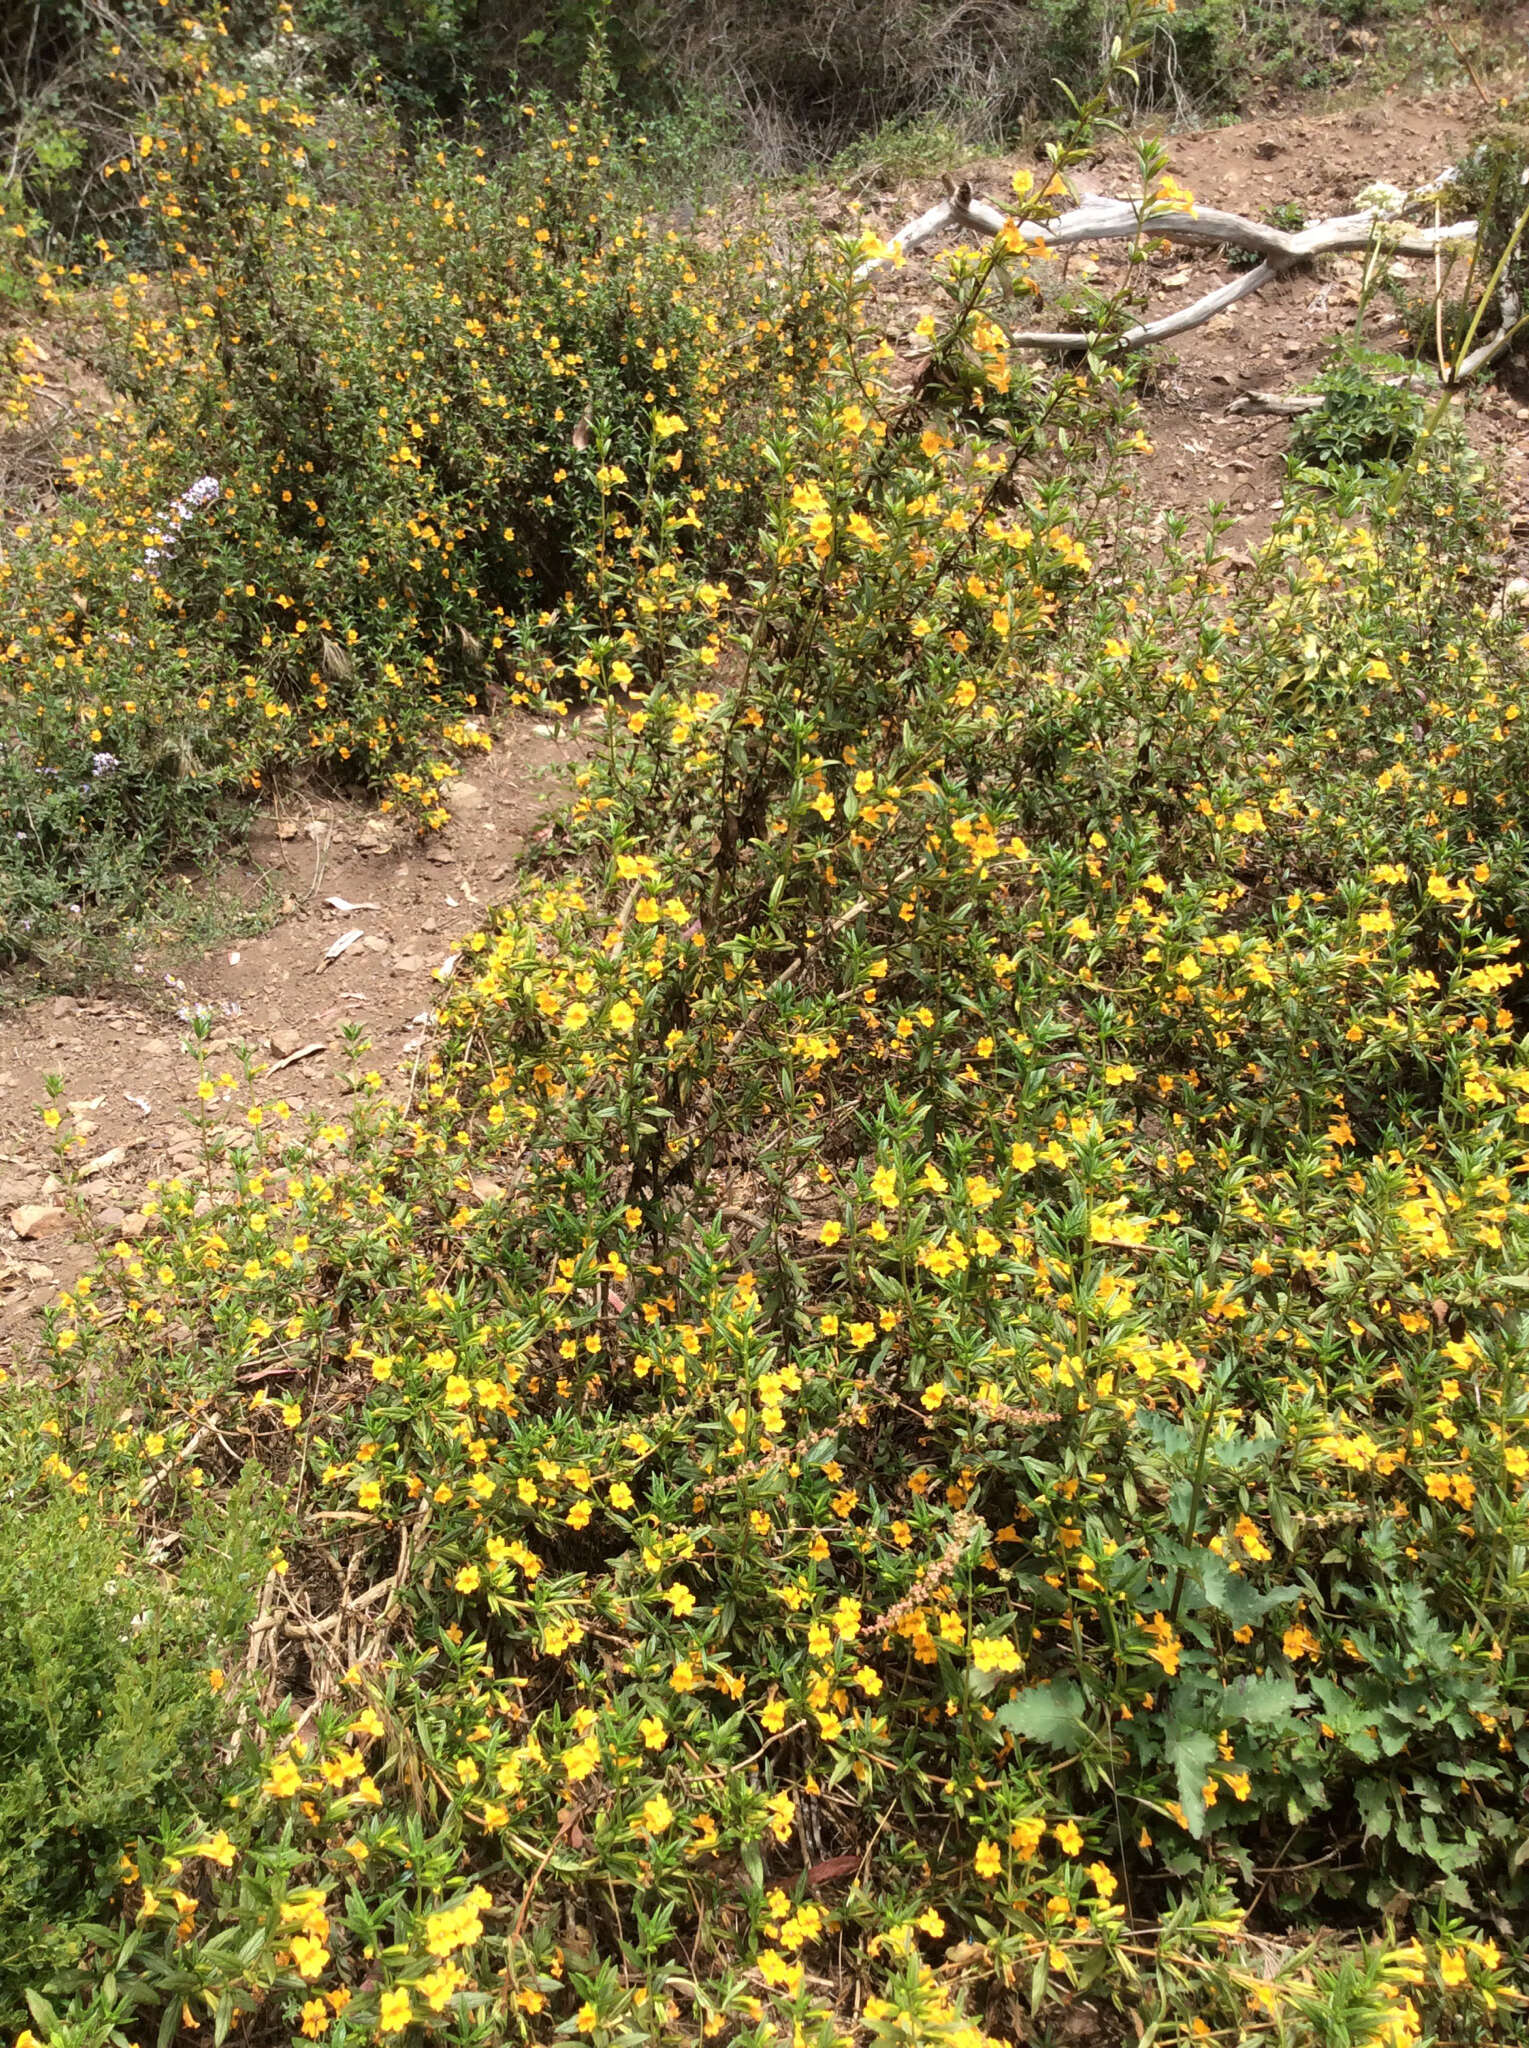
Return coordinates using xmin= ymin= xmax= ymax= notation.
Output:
xmin=132 ymin=474 xmax=221 ymax=582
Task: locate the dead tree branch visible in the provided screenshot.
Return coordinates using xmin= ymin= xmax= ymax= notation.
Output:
xmin=856 ymin=183 xmax=1483 ymax=367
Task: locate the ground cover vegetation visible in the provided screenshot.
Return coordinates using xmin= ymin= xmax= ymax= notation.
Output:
xmin=0 ymin=1 xmax=1517 ymax=965
xmin=10 ymin=2 xmax=1529 ymax=2046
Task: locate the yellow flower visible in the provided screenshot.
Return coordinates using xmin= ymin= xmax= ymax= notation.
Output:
xmin=378 ymin=1987 xmax=412 ymax=2033
xmin=263 ymin=1754 xmax=302 ymax=1798
xmin=1053 ymin=1820 xmax=1084 ymax=1855
xmin=607 ymin=999 xmax=636 ymax=1033
xmin=1282 ymin=1622 xmax=1321 ymax=1663
xmin=290 ymin=1934 xmax=329 ymax=1980
xmin=1010 ymin=1816 xmax=1046 ymax=1860
xmin=641 ymin=1793 xmax=674 ymax=1833
xmin=563 ymin=1736 xmax=600 ymax=1782
xmin=974 ymin=1840 xmax=1002 ymax=1879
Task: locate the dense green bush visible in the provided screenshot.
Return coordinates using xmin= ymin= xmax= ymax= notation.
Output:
xmin=0 ymin=24 xmax=831 ymax=959
xmin=0 ymin=1403 xmax=270 ymax=2016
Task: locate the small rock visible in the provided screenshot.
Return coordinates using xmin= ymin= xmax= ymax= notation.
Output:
xmin=97 ymin=1205 xmax=127 ymax=1234
xmin=270 ymin=1027 xmax=306 ymax=1057
xmin=11 ymin=1204 xmax=67 ymax=1240
xmin=361 ymin=934 xmax=390 ymax=953
xmin=395 ymin=954 xmax=426 ymax=973
xmin=421 ymin=918 xmax=439 ymax=934
xmin=0 ymin=1177 xmax=36 ymax=1208
xmin=445 ymin=777 xmax=488 ymax=815
xmin=426 ymin=846 xmax=454 ymax=865
xmin=52 ymin=995 xmax=78 ymax=1019
xmin=145 ymin=1037 xmax=172 ymax=1057
xmin=121 ymin=1212 xmax=149 ymax=1240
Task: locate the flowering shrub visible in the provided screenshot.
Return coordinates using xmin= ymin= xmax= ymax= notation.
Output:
xmin=10 ymin=175 xmax=1529 ymax=2046
xmin=0 ymin=24 xmax=831 ymax=956
xmin=8 ymin=13 xmax=1529 ymax=2046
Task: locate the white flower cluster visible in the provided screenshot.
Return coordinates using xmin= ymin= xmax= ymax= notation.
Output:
xmin=133 ymin=474 xmax=221 ymax=581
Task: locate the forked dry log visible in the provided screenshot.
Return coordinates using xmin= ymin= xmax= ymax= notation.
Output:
xmin=855 ymin=183 xmax=1488 ymax=371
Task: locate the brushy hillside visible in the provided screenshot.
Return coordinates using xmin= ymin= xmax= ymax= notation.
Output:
xmin=0 ymin=32 xmax=827 ymax=960
xmin=8 ymin=5 xmax=1529 ymax=2048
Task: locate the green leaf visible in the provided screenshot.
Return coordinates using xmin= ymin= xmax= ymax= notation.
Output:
xmin=1354 ymin=1776 xmax=1394 ymax=1843
xmin=1219 ymin=1674 xmax=1301 ymax=1727
xmin=1166 ymin=1725 xmax=1219 ymax=1840
xmin=995 ymin=1680 xmax=1088 ymax=1753
xmin=1197 ymin=1552 xmax=1300 ymax=1627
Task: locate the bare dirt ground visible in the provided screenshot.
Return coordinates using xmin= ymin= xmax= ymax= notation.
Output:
xmin=5 ymin=37 xmax=1529 ymax=1342
xmin=0 ymin=719 xmax=589 ymax=1335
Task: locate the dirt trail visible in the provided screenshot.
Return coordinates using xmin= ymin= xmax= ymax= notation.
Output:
xmin=0 ymin=719 xmax=588 ymax=1337
xmin=5 ymin=57 xmax=1529 ymax=1337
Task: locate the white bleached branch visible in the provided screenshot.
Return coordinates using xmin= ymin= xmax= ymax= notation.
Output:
xmin=855 ymin=182 xmax=1483 ymax=366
